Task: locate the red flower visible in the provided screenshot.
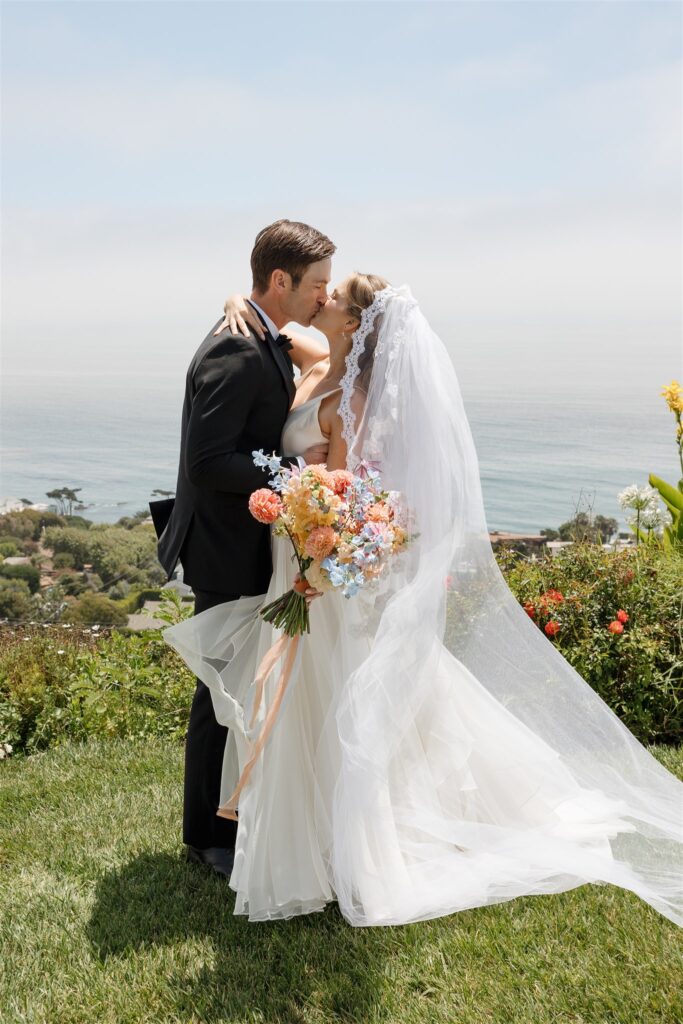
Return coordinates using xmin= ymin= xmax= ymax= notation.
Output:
xmin=623 ymin=570 xmax=635 ymax=583
xmin=616 ymin=609 xmax=629 ymax=623
xmin=544 ymin=620 xmax=561 ymax=637
xmin=537 ymin=589 xmax=564 ymax=615
xmin=523 ymin=601 xmax=536 ymax=619
xmin=608 ymin=620 xmax=624 ymax=635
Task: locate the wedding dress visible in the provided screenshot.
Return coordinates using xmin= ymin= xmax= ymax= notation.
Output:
xmin=164 ymin=286 xmax=683 ymax=928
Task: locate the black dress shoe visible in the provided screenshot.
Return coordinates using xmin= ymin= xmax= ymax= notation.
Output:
xmin=185 ymin=845 xmax=235 ymax=879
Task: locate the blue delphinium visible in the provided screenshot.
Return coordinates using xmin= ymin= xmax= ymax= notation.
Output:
xmin=252 ymin=449 xmax=293 ymax=492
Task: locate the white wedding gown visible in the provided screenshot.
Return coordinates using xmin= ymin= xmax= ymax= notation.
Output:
xmin=164 ymin=390 xmax=650 ymax=927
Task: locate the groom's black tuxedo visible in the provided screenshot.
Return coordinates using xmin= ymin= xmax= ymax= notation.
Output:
xmin=156 ymin=312 xmax=299 ymax=851
xmin=157 ymin=315 xmax=298 ymax=594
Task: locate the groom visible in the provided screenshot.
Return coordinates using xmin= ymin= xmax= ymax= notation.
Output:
xmin=155 ymin=219 xmax=335 ymax=878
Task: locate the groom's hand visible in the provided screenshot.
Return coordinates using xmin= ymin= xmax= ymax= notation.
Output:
xmin=302 ymin=444 xmax=329 ymax=466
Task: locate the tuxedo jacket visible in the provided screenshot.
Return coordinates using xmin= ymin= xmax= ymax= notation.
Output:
xmin=157 ymin=315 xmax=298 ymax=595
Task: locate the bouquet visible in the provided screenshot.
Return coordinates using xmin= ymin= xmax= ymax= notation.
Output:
xmin=214 ymin=453 xmax=410 ymax=821
xmin=248 ymin=450 xmax=410 ymax=636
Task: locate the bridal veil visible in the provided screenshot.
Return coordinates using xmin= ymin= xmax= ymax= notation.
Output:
xmin=327 ymin=284 xmax=682 ymax=927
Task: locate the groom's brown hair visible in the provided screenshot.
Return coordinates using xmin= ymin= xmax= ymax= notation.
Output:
xmin=251 ymin=219 xmax=336 ymax=293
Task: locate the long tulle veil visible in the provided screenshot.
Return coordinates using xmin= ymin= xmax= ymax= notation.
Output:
xmin=330 ymin=283 xmax=683 ymax=927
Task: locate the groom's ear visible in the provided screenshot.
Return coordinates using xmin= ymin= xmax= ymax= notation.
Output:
xmin=270 ymin=268 xmax=290 ymax=294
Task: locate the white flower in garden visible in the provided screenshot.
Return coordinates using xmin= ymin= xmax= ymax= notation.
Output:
xmin=640 ymin=505 xmax=665 ymax=530
xmin=57 ymin=649 xmax=66 ymax=655
xmin=617 ymin=484 xmax=660 ymax=512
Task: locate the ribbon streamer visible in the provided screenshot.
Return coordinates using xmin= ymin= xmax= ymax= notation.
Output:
xmin=216 ymin=632 xmax=301 ymax=821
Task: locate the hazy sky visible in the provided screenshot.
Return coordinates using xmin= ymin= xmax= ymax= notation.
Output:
xmin=2 ymin=0 xmax=681 ymax=395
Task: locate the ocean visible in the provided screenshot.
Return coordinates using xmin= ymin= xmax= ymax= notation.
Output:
xmin=1 ymin=370 xmax=680 ymax=536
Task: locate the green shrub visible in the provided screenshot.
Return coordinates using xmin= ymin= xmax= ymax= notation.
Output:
xmin=0 ymin=563 xmax=41 ymax=594
xmin=125 ymin=587 xmax=162 ymax=612
xmin=106 ymin=581 xmax=131 ymax=601
xmin=57 ymin=572 xmax=90 ymax=597
xmin=62 ymin=515 xmax=93 ymax=530
xmin=53 ymin=551 xmax=75 ymax=570
xmin=0 ymin=618 xmax=194 ymax=753
xmin=0 ymin=578 xmax=33 ymax=621
xmin=0 ymin=541 xmax=20 ymax=558
xmin=67 ymin=594 xmax=129 ymax=626
xmin=44 ymin=524 xmax=159 ymax=587
xmin=0 ymin=509 xmax=65 ymax=540
xmin=0 ymin=536 xmax=28 ymax=554
xmin=495 ymin=543 xmax=683 ymax=745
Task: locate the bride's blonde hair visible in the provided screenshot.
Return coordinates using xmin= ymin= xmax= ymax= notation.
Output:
xmin=344 ymin=272 xmax=390 ymax=393
xmin=345 ymin=272 xmax=390 ymax=324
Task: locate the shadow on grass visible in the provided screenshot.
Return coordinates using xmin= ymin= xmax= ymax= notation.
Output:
xmin=86 ymin=850 xmax=394 ymax=1023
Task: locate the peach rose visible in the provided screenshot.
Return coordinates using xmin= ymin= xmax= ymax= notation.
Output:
xmin=304 ymin=525 xmax=337 ymax=560
xmin=248 ymin=488 xmax=283 ymax=524
xmin=608 ymin=620 xmax=624 ymax=635
xmin=329 ymin=469 xmax=354 ymax=496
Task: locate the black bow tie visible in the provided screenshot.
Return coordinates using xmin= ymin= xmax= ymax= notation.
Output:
xmin=273 ymin=332 xmax=293 ymax=352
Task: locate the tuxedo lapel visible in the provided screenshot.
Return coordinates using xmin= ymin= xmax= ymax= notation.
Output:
xmin=265 ymin=332 xmax=296 ymax=407
xmin=250 ymin=306 xmax=296 ymax=407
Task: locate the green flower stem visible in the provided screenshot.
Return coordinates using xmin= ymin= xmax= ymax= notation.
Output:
xmin=260 ymin=589 xmax=310 ymax=638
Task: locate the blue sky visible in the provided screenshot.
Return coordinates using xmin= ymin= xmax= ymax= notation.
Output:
xmin=1 ymin=0 xmax=681 ymax=393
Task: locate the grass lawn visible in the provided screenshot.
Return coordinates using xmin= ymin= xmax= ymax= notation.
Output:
xmin=1 ymin=737 xmax=682 ymax=1024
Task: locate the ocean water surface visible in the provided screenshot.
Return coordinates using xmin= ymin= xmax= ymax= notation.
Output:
xmin=1 ymin=370 xmax=679 ymax=535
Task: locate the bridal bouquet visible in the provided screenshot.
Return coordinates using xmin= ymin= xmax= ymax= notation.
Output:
xmin=248 ymin=450 xmax=409 ymax=637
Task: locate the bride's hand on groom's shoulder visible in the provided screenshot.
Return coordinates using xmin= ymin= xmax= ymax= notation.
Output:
xmin=214 ymin=294 xmax=266 ymax=340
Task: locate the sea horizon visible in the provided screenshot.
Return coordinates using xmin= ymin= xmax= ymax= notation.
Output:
xmin=2 ymin=369 xmax=679 ymax=536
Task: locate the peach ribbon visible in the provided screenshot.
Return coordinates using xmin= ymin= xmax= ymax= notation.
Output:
xmin=216 ymin=631 xmax=301 ymax=821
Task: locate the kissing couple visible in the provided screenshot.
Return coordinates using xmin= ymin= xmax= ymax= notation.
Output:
xmin=157 ymin=219 xmax=682 ymax=928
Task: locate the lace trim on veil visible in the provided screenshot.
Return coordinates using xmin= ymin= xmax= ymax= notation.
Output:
xmin=338 ymin=286 xmax=395 ymax=457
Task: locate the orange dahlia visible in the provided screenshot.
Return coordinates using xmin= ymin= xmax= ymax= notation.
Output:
xmin=248 ymin=488 xmax=283 ymax=524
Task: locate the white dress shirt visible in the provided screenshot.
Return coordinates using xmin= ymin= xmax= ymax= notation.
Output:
xmin=246 ymin=298 xmax=279 ymax=342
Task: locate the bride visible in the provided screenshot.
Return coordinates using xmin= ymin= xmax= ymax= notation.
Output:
xmin=163 ymin=277 xmax=683 ymax=928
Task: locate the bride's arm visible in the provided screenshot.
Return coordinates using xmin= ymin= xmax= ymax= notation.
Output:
xmin=217 ymin=294 xmax=328 ymax=372
xmin=280 ymin=328 xmax=329 ymax=374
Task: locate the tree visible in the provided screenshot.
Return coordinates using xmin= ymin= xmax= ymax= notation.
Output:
xmin=557 ymin=511 xmax=617 ymax=545
xmin=594 ymin=515 xmax=618 ymax=544
xmin=45 ymin=487 xmax=83 ymax=517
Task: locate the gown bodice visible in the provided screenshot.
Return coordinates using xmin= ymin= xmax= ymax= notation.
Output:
xmin=281 ymin=386 xmax=342 ymax=458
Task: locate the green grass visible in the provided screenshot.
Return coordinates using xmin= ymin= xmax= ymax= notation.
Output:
xmin=2 ymin=738 xmax=682 ymax=1024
